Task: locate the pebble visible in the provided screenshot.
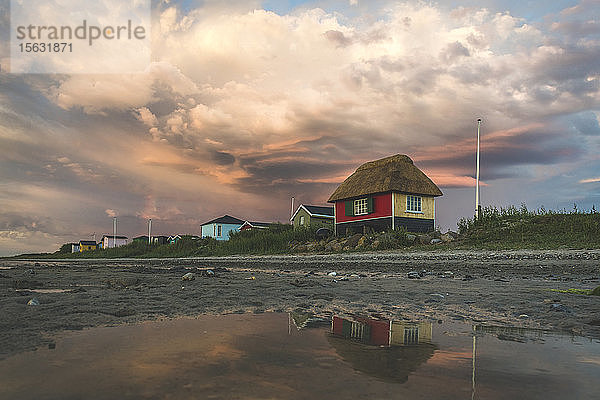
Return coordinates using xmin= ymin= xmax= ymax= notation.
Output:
xmin=182 ymin=272 xmax=195 ymax=281
xmin=407 ymin=271 xmax=420 ymax=279
xmin=551 ymin=303 xmax=571 ymax=313
xmin=27 ymin=298 xmax=40 ymax=306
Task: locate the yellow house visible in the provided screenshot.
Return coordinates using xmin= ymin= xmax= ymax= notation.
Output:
xmin=79 ymin=240 xmax=98 ymax=252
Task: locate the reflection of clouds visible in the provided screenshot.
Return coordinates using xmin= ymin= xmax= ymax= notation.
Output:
xmin=426 ymin=350 xmax=473 ymax=367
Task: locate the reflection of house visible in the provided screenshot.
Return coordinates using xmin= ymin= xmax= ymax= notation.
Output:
xmin=291 ymin=205 xmax=334 ymax=229
xmin=332 ymin=316 xmax=390 ymax=346
xmin=201 ymin=215 xmax=245 ymax=241
xmin=330 ymin=316 xmax=436 ymax=383
xmin=78 ymin=240 xmax=98 ymax=252
xmin=102 ymin=235 xmax=128 ymax=249
xmin=328 ymin=154 xmax=442 ymax=235
xmin=240 ymin=221 xmax=271 ymax=231
xmin=332 ymin=316 xmax=432 ymax=347
xmin=390 ymin=321 xmax=433 ymax=346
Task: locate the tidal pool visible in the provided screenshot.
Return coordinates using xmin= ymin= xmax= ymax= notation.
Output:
xmin=1 ymin=313 xmax=599 ymax=399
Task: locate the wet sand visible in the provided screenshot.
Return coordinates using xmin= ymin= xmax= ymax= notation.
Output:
xmin=1 ymin=249 xmax=599 ymax=360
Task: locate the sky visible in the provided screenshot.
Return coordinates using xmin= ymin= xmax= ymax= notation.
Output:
xmin=0 ymin=0 xmax=599 ymax=256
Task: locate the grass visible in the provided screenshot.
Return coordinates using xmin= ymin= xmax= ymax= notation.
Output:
xmin=15 ymin=204 xmax=600 ymax=259
xmin=457 ymin=204 xmax=600 ymax=249
xmin=39 ymin=224 xmax=319 ymax=259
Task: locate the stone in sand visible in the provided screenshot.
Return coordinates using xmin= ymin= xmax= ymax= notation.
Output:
xmin=27 ymin=298 xmax=40 ymax=306
xmin=182 ymin=272 xmax=195 ymax=281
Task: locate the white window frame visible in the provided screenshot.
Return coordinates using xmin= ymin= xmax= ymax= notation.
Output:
xmin=354 ymin=198 xmax=368 ymax=215
xmin=300 ymin=215 xmax=305 ymax=225
xmin=406 ymin=195 xmax=422 ymax=213
xmin=217 ymin=225 xmax=222 ymax=237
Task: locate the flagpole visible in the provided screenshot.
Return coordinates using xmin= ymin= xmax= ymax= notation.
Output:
xmin=475 ymin=118 xmax=482 ymax=219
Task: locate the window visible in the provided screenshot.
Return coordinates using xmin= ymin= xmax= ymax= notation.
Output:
xmin=354 ymin=198 xmax=368 ymax=215
xmin=217 ymin=225 xmax=222 ymax=237
xmin=406 ymin=195 xmax=422 ymax=212
xmin=404 ymin=326 xmax=419 ymax=345
xmin=300 ymin=215 xmax=305 ymax=225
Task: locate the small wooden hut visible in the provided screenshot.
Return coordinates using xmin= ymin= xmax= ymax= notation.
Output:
xmin=328 ymin=154 xmax=442 ymax=234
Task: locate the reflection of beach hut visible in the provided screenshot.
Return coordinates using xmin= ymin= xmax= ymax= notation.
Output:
xmin=330 ymin=316 xmax=435 ymax=382
xmin=332 ymin=317 xmax=433 ymax=347
xmin=328 ymin=154 xmax=442 ymax=235
xmin=327 ymin=335 xmax=436 ymax=383
xmin=332 ymin=316 xmax=391 ymax=346
xmin=390 ymin=322 xmax=433 ymax=346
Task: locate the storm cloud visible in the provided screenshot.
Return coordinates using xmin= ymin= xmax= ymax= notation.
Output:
xmin=1 ymin=0 xmax=599 ymax=255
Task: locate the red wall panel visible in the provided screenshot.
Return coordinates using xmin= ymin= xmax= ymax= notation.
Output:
xmin=335 ymin=193 xmax=392 ymax=223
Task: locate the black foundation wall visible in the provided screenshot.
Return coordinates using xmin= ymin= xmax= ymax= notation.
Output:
xmin=335 ymin=217 xmax=434 ymax=235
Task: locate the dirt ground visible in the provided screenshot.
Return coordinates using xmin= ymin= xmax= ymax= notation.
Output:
xmin=1 ymin=249 xmax=599 ymax=360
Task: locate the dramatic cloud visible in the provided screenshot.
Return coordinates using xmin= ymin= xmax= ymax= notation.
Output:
xmin=1 ymin=0 xmax=599 ymax=255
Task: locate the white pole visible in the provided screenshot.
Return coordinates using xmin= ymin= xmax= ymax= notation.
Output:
xmin=113 ymin=217 xmax=117 ymax=248
xmin=148 ymin=218 xmax=152 ymax=245
xmin=475 ymin=118 xmax=482 ymax=219
xmin=472 ymin=325 xmax=477 ymax=400
xmin=290 ymin=196 xmax=295 ymax=221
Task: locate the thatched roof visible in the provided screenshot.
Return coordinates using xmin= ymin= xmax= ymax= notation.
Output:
xmin=328 ymin=154 xmax=442 ymax=202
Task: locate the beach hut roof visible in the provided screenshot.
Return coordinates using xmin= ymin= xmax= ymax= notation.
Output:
xmin=328 ymin=154 xmax=442 ymax=202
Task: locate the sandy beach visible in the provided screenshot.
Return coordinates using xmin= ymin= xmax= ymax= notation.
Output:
xmin=1 ymin=249 xmax=600 ymax=360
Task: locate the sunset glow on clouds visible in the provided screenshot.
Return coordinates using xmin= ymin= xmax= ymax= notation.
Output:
xmin=1 ymin=0 xmax=599 ymax=255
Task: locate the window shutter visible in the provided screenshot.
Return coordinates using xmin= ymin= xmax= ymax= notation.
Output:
xmin=345 ymin=200 xmax=354 ymax=216
xmin=367 ymin=197 xmax=375 ymax=213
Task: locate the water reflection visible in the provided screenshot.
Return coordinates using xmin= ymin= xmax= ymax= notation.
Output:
xmin=329 ymin=316 xmax=436 ymax=383
xmin=331 ymin=316 xmax=433 ymax=346
xmin=0 ymin=313 xmax=599 ymax=400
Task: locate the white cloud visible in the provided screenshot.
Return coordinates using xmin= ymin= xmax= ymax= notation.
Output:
xmin=3 ymin=1 xmax=600 ymax=255
xmin=580 ymin=177 xmax=600 ymax=184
